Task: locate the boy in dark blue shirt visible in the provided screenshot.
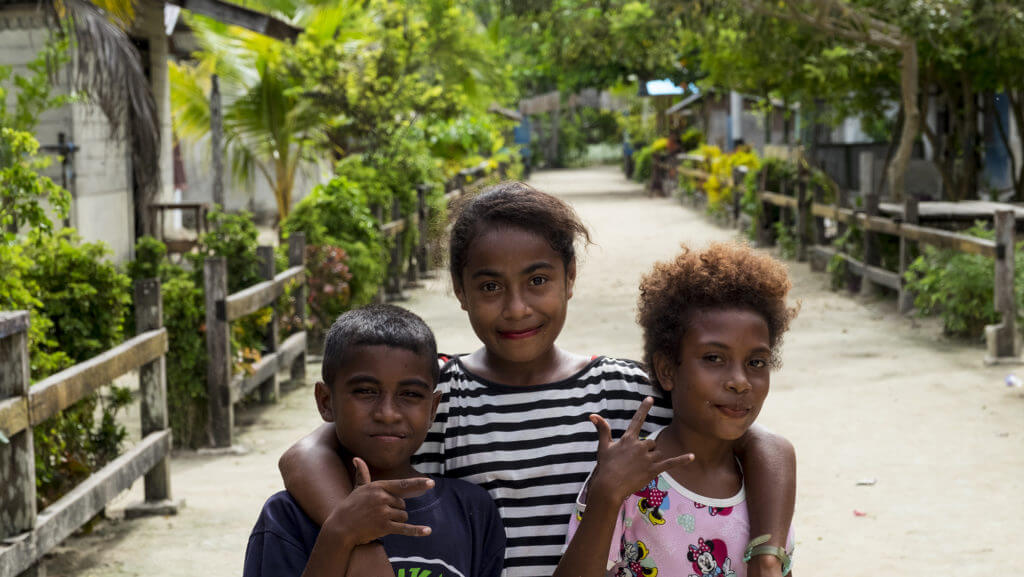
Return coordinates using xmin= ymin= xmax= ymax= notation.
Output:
xmin=243 ymin=305 xmax=505 ymax=577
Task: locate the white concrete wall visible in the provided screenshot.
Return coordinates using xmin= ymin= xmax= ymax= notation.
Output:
xmin=178 ymin=137 xmax=327 ymax=223
xmin=0 ymin=14 xmax=73 ymax=201
xmin=1 ymin=1 xmax=174 ymax=263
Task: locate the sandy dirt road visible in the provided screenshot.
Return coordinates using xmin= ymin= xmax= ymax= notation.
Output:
xmin=39 ymin=165 xmax=1023 ymax=576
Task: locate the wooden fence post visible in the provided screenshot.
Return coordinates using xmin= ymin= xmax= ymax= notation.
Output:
xmin=732 ymin=166 xmax=745 ymax=228
xmin=897 ymin=196 xmax=920 ymax=313
xmin=134 ymin=279 xmax=172 ymax=505
xmin=416 ymin=185 xmax=432 ymax=278
xmin=288 ymin=233 xmax=307 ymax=383
xmin=796 ymin=173 xmax=809 ymax=262
xmin=372 ymin=203 xmax=385 ymax=304
xmin=257 ymin=246 xmax=279 ymax=403
xmin=812 ymin=182 xmax=826 ymax=247
xmin=986 ymin=210 xmax=1020 ymax=362
xmin=387 ymin=201 xmax=406 ymax=301
xmin=860 ymin=191 xmax=880 ymax=297
xmin=756 ymin=167 xmax=775 ymax=247
xmin=0 ymin=311 xmax=36 ymax=541
xmin=204 ymin=256 xmax=233 ymax=448
xmin=406 ymin=189 xmax=421 ymax=286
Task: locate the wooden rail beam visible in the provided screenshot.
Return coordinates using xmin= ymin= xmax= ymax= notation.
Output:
xmin=220 ymin=266 xmax=305 ymax=322
xmin=0 ymin=431 xmax=171 ymax=577
xmin=230 ymin=332 xmax=307 ymax=403
xmin=29 ymin=330 xmax=168 ymax=426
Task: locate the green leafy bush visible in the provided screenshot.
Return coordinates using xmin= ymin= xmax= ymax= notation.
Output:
xmin=19 ymin=230 xmax=132 ymax=507
xmin=904 ymin=223 xmax=1024 ymax=338
xmin=282 ymin=173 xmax=387 ymax=307
xmin=161 ymin=274 xmax=209 ymax=448
xmin=304 ymin=244 xmax=353 ymax=345
xmin=773 ymin=221 xmax=797 ymax=260
xmin=633 ymin=138 xmax=668 ymax=183
xmin=126 ymin=237 xmax=208 ymax=448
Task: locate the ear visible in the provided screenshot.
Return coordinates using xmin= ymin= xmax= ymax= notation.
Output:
xmin=565 ymin=257 xmax=577 ymax=300
xmin=314 ymin=381 xmax=336 ymax=422
xmin=652 ymin=353 xmax=677 ymax=392
xmin=429 ymin=389 xmax=442 ymax=423
xmin=452 ymin=273 xmax=468 ymax=311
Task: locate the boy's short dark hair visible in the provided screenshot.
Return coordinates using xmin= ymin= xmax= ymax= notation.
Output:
xmin=321 ymin=304 xmax=439 ymax=388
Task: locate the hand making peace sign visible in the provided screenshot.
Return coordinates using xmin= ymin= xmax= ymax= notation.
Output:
xmin=586 ymin=397 xmax=695 ymax=507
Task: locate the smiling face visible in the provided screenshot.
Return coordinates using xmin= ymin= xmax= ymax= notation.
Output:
xmin=315 ymin=345 xmax=440 ymax=480
xmin=453 ymin=226 xmax=575 ymax=367
xmin=655 ymin=308 xmax=771 ymax=442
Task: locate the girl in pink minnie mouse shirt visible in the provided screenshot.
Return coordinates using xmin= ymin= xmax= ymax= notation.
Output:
xmin=554 ymin=243 xmax=797 ymax=577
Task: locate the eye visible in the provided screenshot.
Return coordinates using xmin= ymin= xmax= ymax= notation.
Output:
xmin=480 ymin=281 xmax=500 ymax=293
xmin=528 ymin=275 xmax=548 ymax=287
xmin=400 ymin=389 xmax=426 ymax=399
xmin=703 ymin=353 xmax=724 ymax=364
xmin=352 ymin=387 xmax=378 ymax=397
xmin=748 ymin=358 xmax=769 ymax=369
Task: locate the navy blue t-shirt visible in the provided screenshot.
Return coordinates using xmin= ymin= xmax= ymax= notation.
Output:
xmin=243 ymin=476 xmax=505 ymax=577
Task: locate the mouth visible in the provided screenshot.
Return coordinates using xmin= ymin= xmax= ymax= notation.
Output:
xmin=714 ymin=404 xmax=751 ymax=419
xmin=369 ymin=433 xmax=407 ymax=442
xmin=497 ymin=325 xmax=543 ymax=340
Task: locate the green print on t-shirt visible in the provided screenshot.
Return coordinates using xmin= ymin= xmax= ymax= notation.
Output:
xmin=396 ymin=569 xmax=443 ymax=577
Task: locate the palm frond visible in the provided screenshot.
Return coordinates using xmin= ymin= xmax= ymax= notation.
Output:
xmin=56 ymin=0 xmax=161 ymax=219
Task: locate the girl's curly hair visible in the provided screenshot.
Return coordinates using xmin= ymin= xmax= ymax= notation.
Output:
xmin=637 ymin=242 xmax=798 ymax=388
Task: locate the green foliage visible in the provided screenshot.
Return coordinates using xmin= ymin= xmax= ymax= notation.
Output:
xmin=282 ymin=170 xmax=387 ymax=307
xmin=773 ymin=221 xmax=797 ymax=260
xmin=904 ymin=223 xmax=1024 ymax=339
xmin=14 ymin=230 xmax=133 ymax=507
xmin=678 ymin=127 xmax=704 ymax=151
xmin=189 ymin=208 xmax=262 ymax=293
xmin=23 ymin=230 xmax=131 ymax=365
xmin=633 ymin=138 xmax=668 ymax=183
xmin=160 ymin=274 xmax=209 ymax=448
xmin=304 ymin=244 xmax=353 ymax=341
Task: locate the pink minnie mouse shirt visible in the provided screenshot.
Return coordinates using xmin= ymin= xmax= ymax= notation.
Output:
xmin=566 ymin=428 xmax=794 ymax=577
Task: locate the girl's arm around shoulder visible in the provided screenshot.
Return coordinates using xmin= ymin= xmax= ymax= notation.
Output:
xmin=733 ymin=424 xmax=796 ymax=577
xmin=279 ymin=423 xmax=350 ymax=525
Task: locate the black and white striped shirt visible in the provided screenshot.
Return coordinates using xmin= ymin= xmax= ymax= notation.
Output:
xmin=412 ymin=356 xmax=672 ymax=577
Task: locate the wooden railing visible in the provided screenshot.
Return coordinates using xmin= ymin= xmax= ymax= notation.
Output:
xmin=204 ymin=233 xmax=308 ymax=448
xmin=660 ymin=153 xmax=1021 ymax=364
xmin=377 ymin=161 xmax=504 ymax=301
xmin=0 ymin=280 xmax=176 ymax=577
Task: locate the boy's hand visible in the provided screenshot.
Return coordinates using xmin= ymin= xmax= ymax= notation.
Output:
xmin=588 ymin=397 xmax=694 ymax=506
xmin=322 ymin=457 xmax=435 ymax=547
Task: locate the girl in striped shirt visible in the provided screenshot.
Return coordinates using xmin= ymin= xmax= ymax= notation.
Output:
xmin=279 ymin=182 xmax=796 ymax=577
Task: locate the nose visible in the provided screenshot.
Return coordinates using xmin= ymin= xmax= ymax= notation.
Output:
xmin=724 ymin=364 xmax=752 ymax=394
xmin=502 ymin=287 xmax=531 ymax=321
xmin=373 ymin=394 xmax=401 ymax=423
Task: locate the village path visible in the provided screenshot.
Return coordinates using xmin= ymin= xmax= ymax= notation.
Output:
xmin=41 ymin=165 xmax=1023 ymax=577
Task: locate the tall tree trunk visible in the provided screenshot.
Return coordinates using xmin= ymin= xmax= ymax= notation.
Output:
xmin=887 ymin=42 xmax=919 ymax=202
xmin=1008 ymin=89 xmax=1024 ymax=201
xmin=961 ymin=72 xmax=978 ymax=201
xmin=991 ymin=92 xmax=1021 ymax=202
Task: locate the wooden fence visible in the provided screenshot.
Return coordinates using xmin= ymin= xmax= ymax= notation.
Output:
xmin=204 ymin=233 xmax=308 ymax=448
xmin=377 ymin=161 xmax=504 ymax=301
xmin=0 ymin=279 xmax=176 ymax=577
xmin=661 ymin=153 xmax=1021 ymax=364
